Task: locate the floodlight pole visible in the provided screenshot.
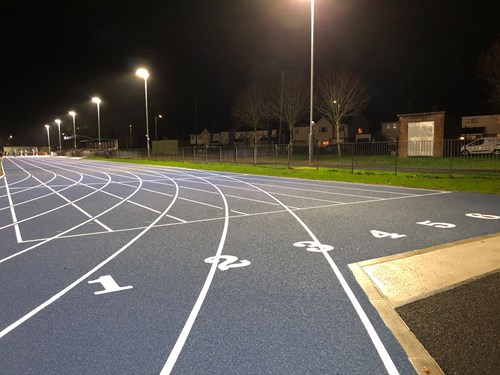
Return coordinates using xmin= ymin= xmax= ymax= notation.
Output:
xmin=308 ymin=0 xmax=315 ymax=166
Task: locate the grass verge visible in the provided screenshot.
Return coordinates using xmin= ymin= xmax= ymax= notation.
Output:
xmin=89 ymin=157 xmax=500 ymax=195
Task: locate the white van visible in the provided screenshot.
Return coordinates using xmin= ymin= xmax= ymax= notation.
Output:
xmin=461 ymin=137 xmax=500 ymax=155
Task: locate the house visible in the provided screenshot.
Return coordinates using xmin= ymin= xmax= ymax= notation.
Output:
xmin=381 ymin=121 xmax=400 ymax=141
xmin=348 ymin=114 xmax=372 ymax=142
xmin=189 ymin=128 xmax=210 ymax=146
xmin=460 ymin=114 xmax=500 ymax=140
xmin=293 ymin=118 xmax=348 ymax=146
xmin=397 ymin=111 xmax=459 ymax=157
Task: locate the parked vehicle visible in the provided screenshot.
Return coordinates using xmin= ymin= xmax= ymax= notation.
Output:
xmin=461 ymin=137 xmax=500 ymax=156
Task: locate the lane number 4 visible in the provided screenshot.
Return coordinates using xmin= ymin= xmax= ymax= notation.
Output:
xmin=370 ymin=230 xmax=406 ymax=239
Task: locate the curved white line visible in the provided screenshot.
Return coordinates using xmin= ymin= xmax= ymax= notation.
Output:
xmin=0 ymin=164 xmax=113 ymax=233
xmin=0 ymin=169 xmax=139 ymax=263
xmin=0 ymin=172 xmax=180 ymax=339
xmin=159 ymin=171 xmax=230 ymax=375
xmin=215 ymin=173 xmax=400 ymax=375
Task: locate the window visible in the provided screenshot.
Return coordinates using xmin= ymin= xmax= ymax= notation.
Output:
xmin=408 ymin=121 xmax=434 ymax=156
xmin=357 ymin=128 xmax=363 ymax=135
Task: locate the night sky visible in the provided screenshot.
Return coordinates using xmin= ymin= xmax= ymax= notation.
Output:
xmin=1 ymin=0 xmax=499 ymax=147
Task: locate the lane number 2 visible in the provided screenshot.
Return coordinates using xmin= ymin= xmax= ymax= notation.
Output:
xmin=204 ymin=255 xmax=250 ymax=271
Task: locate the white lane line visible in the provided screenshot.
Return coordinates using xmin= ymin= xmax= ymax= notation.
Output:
xmin=221 ymin=173 xmax=401 ymax=375
xmin=160 ymin=172 xmax=230 ymax=375
xmin=0 ymin=173 xmax=180 ymax=340
xmin=164 ymin=214 xmax=187 ymax=223
xmin=0 ymin=171 xmax=141 ymax=264
xmin=94 ymin=219 xmax=113 ymax=232
xmin=0 ymin=163 xmax=113 ymax=234
xmin=215 ymin=173 xmax=441 ymax=195
xmin=3 ymin=173 xmax=22 ymax=243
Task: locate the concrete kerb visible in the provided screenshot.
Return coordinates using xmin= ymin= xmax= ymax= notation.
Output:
xmin=349 ymin=233 xmax=500 ymax=375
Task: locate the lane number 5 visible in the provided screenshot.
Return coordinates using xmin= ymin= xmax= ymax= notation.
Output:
xmin=416 ymin=220 xmax=455 ymax=229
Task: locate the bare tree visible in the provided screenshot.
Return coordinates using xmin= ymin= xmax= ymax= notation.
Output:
xmin=268 ymin=72 xmax=309 ymax=163
xmin=317 ymin=69 xmax=369 ymax=157
xmin=477 ymin=35 xmax=500 ymax=107
xmin=232 ymin=82 xmax=268 ymax=164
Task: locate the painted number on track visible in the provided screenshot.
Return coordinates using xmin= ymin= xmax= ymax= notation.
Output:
xmin=204 ymin=255 xmax=251 ymax=271
xmin=466 ymin=213 xmax=500 ymax=220
xmin=370 ymin=230 xmax=406 ymax=239
xmin=416 ymin=220 xmax=456 ymax=229
xmin=293 ymin=241 xmax=334 ymax=252
xmin=88 ymin=275 xmax=133 ymax=295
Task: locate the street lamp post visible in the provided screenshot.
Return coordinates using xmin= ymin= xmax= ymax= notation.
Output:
xmin=155 ymin=114 xmax=162 ymax=140
xmin=136 ymin=68 xmax=150 ymax=159
xmin=91 ymin=97 xmax=102 ymax=149
xmin=45 ymin=124 xmax=51 ymax=153
xmin=55 ymin=119 xmax=62 ymax=152
xmin=308 ymin=0 xmax=315 ymax=166
xmin=129 ymin=124 xmax=132 ymax=148
xmin=69 ymin=111 xmax=77 ymax=151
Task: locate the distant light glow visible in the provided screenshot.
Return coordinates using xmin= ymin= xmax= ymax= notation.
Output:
xmin=55 ymin=119 xmax=61 ymax=125
xmin=69 ymin=111 xmax=76 ymax=117
xmin=136 ymin=68 xmax=149 ymax=79
xmin=92 ymin=97 xmax=101 ymax=104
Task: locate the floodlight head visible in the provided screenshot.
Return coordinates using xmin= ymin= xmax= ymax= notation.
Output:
xmin=136 ymin=68 xmax=149 ymax=79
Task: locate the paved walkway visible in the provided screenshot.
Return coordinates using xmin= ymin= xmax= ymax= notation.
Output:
xmin=350 ymin=233 xmax=500 ymax=374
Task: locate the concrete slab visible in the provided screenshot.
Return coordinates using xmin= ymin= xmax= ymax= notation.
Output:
xmin=349 ymin=233 xmax=500 ymax=375
xmin=360 ymin=233 xmax=500 ymax=307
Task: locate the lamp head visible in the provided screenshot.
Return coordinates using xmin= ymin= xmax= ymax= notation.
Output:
xmin=92 ymin=97 xmax=101 ymax=104
xmin=136 ymin=68 xmax=149 ymax=79
xmin=55 ymin=119 xmax=61 ymax=125
xmin=69 ymin=111 xmax=76 ymax=117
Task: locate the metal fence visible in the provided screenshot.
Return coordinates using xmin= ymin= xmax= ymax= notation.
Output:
xmin=111 ymin=139 xmax=500 ymax=175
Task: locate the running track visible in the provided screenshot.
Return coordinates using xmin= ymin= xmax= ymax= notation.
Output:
xmin=1 ymin=156 xmax=499 ymax=374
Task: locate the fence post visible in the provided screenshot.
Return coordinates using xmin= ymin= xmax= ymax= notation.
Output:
xmin=394 ymin=153 xmax=398 ymax=176
xmin=235 ymin=146 xmax=238 ymax=165
xmin=351 ymin=142 xmax=354 ymax=174
xmin=220 ymin=147 xmax=222 ymax=164
xmin=193 ymin=147 xmax=196 ymax=163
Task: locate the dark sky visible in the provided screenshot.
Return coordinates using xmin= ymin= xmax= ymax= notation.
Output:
xmin=1 ymin=0 xmax=499 ymax=146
